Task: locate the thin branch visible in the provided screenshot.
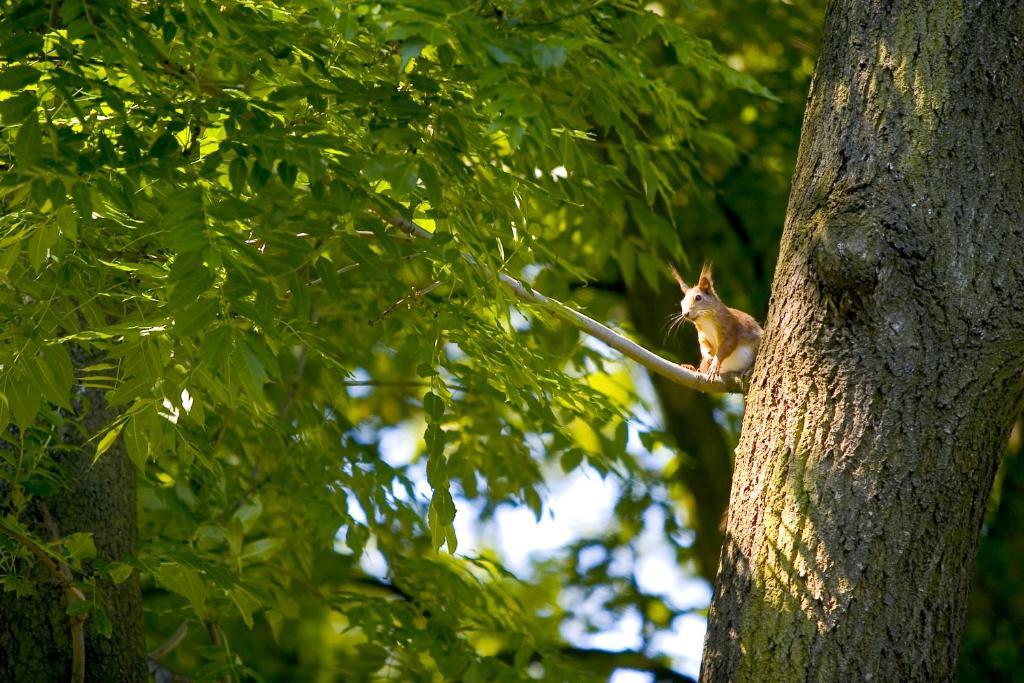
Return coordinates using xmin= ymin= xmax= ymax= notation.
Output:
xmin=148 ymin=621 xmax=192 ymax=682
xmin=371 ymin=210 xmax=745 ymax=394
xmin=342 ymin=380 xmax=468 ymax=391
xmin=207 ymin=623 xmax=230 ymax=683
xmin=149 ymin=621 xmax=189 ymax=661
xmin=40 ymin=512 xmax=86 ymax=683
xmin=371 ymin=281 xmax=441 ymax=324
xmin=147 ymin=658 xmax=192 ymax=683
xmin=0 ymin=521 xmax=69 ymax=588
xmin=557 ymin=646 xmax=696 ymax=683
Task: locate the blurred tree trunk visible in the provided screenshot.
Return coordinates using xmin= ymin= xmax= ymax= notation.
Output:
xmin=701 ymin=1 xmax=1024 ymax=681
xmin=626 ymin=283 xmax=734 ymax=582
xmin=957 ymin=419 xmax=1024 ymax=681
xmin=0 ymin=349 xmax=147 ymax=682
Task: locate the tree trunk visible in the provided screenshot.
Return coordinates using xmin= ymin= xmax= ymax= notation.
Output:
xmin=701 ymin=1 xmax=1024 ymax=681
xmin=0 ymin=348 xmax=147 ymax=682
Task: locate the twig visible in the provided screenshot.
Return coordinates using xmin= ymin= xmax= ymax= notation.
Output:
xmin=342 ymin=380 xmax=468 ymax=391
xmin=555 ymin=646 xmax=696 ymax=683
xmin=371 ymin=210 xmax=745 ymax=394
xmin=207 ymin=623 xmax=230 ymax=683
xmin=39 ymin=506 xmax=87 ymax=683
xmin=0 ymin=508 xmax=89 ymax=683
xmin=148 ymin=621 xmax=192 ymax=682
xmin=149 ymin=621 xmax=189 ymax=660
xmin=147 ymin=658 xmax=192 ymax=683
xmin=371 ymin=282 xmax=441 ymax=324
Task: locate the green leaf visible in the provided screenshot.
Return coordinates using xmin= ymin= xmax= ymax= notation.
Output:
xmin=155 ymin=563 xmax=207 ymax=620
xmin=560 ymin=448 xmax=583 ymax=473
xmin=229 ymin=156 xmax=248 ymax=193
xmin=27 ymin=223 xmax=57 ymax=269
xmin=14 ymin=115 xmax=42 ymax=168
xmin=55 ymin=205 xmax=78 ymax=240
xmin=63 ymin=532 xmax=97 ymax=562
xmin=232 ymin=342 xmax=266 ymax=397
xmin=425 ymin=424 xmax=446 ymax=487
xmin=0 ymin=65 xmax=42 ymax=91
xmin=7 ymin=371 xmax=41 ymax=430
xmin=174 ymin=298 xmax=219 ymax=337
xmin=428 ymin=488 xmax=457 ymax=552
xmin=169 ymin=262 xmax=214 ymax=309
xmin=232 ymin=497 xmax=263 ymax=533
xmin=201 ymin=324 xmax=233 ymax=370
xmin=31 ymin=345 xmax=73 ymax=410
xmin=240 ymin=537 xmax=283 ymax=565
xmin=149 ymin=132 xmax=179 ymax=158
xmin=265 ymin=610 xmax=284 ymax=643
xmin=0 ymin=91 xmax=37 ymax=124
xmin=0 ymin=34 xmax=44 ymax=60
xmin=531 ymin=44 xmax=567 ymax=70
xmin=231 ymin=586 xmax=261 ymax=628
xmin=95 ymin=422 xmax=125 ymax=460
xmin=276 ymin=161 xmax=297 ymax=187
xmin=123 ymin=407 xmax=155 ymax=470
xmin=92 ymin=605 xmax=113 ymax=638
xmin=423 ymin=391 xmax=444 ymax=422
xmin=107 ymin=562 xmax=134 ymax=585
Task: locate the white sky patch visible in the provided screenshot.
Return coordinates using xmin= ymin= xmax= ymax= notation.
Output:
xmin=651 ymin=613 xmax=708 ymax=679
xmin=521 ymin=263 xmax=543 ymax=282
xmin=577 ymin=544 xmax=607 ymax=573
xmin=489 ymin=466 xmax=620 ymax=576
xmin=379 ymin=424 xmax=419 ymax=467
xmin=550 ymin=165 xmax=568 ymax=180
xmin=444 ymin=342 xmax=467 ymax=361
xmin=346 ymin=367 xmax=373 ymax=398
xmin=509 ymin=307 xmax=531 ymax=332
xmin=159 ymin=397 xmax=180 ymax=424
xmin=610 ymin=671 xmax=655 ymax=683
xmin=561 ymin=603 xmax=644 ymax=651
xmin=358 ymin=536 xmax=389 ymax=578
xmin=634 ymin=506 xmax=713 ymax=611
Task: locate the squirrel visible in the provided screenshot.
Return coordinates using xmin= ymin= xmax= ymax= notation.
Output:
xmin=669 ymin=263 xmax=763 ymax=381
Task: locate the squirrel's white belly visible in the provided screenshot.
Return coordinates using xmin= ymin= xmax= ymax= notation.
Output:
xmin=719 ymin=343 xmax=756 ymax=374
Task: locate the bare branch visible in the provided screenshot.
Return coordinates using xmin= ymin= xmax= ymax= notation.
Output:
xmin=371 ymin=210 xmax=745 ymax=394
xmin=149 ymin=621 xmax=189 ymax=661
xmin=557 ymin=646 xmax=696 ymax=683
xmin=40 ymin=511 xmax=86 ymax=683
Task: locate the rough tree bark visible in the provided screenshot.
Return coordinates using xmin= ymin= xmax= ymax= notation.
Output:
xmin=0 ymin=349 xmax=147 ymax=682
xmin=701 ymin=1 xmax=1024 ymax=681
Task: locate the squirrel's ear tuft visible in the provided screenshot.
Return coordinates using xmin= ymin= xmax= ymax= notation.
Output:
xmin=697 ymin=262 xmax=715 ymax=292
xmin=669 ymin=263 xmax=689 ymax=292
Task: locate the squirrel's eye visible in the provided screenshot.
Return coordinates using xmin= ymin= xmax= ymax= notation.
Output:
xmin=694 ymin=294 xmax=702 ymax=302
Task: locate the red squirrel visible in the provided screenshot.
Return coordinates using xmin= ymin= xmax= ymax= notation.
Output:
xmin=669 ymin=263 xmax=763 ymax=381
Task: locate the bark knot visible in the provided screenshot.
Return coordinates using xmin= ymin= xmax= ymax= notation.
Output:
xmin=809 ymin=201 xmax=884 ymax=293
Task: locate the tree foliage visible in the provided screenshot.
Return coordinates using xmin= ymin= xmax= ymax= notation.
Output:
xmin=0 ymin=0 xmax=776 ymax=679
xmin=2 ymin=0 xmax=1017 ymax=680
